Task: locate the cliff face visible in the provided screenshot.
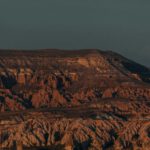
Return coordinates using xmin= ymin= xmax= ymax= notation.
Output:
xmin=0 ymin=49 xmax=150 ymax=149
xmin=0 ymin=49 xmax=150 ymax=111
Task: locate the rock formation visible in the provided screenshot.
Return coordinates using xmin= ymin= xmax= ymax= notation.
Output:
xmin=0 ymin=49 xmax=150 ymax=149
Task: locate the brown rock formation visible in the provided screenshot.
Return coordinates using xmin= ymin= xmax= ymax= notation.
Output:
xmin=0 ymin=49 xmax=150 ymax=149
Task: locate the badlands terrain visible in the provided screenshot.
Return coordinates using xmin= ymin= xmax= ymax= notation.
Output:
xmin=0 ymin=49 xmax=150 ymax=150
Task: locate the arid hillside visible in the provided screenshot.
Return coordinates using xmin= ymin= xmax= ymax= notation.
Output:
xmin=0 ymin=49 xmax=150 ymax=150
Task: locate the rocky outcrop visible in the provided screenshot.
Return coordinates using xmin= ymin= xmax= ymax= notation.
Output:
xmin=0 ymin=111 xmax=150 ymax=150
xmin=0 ymin=49 xmax=150 ymax=149
xmin=0 ymin=49 xmax=149 ymax=110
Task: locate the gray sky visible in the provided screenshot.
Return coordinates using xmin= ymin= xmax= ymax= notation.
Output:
xmin=0 ymin=0 xmax=150 ymax=66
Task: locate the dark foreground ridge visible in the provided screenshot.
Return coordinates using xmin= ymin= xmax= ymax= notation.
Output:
xmin=0 ymin=49 xmax=150 ymax=150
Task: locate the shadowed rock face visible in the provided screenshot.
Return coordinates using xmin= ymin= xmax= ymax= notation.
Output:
xmin=0 ymin=49 xmax=150 ymax=149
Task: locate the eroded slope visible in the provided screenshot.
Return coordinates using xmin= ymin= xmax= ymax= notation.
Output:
xmin=0 ymin=49 xmax=150 ymax=150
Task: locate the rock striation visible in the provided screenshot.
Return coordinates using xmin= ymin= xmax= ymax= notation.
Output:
xmin=0 ymin=49 xmax=150 ymax=149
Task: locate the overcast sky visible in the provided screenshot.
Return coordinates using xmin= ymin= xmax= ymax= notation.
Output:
xmin=0 ymin=0 xmax=150 ymax=66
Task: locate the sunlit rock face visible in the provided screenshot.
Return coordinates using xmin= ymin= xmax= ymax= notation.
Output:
xmin=0 ymin=49 xmax=150 ymax=149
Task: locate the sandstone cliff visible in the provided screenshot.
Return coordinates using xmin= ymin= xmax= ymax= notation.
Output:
xmin=0 ymin=49 xmax=150 ymax=150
